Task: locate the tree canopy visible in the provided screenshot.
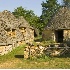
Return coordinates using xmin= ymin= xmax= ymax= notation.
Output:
xmin=12 ymin=0 xmax=61 ymax=35
xmin=12 ymin=6 xmax=40 ymax=36
xmin=40 ymin=0 xmax=60 ymax=29
xmin=62 ymin=0 xmax=70 ymax=7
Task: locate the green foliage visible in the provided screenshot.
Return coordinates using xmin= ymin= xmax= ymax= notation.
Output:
xmin=0 ymin=45 xmax=25 ymax=63
xmin=62 ymin=0 xmax=70 ymax=7
xmin=12 ymin=1 xmax=61 ymax=34
xmin=1 ymin=44 xmax=70 ymax=68
xmin=12 ymin=6 xmax=40 ymax=35
xmin=40 ymin=40 xmax=55 ymax=47
xmin=40 ymin=0 xmax=60 ymax=29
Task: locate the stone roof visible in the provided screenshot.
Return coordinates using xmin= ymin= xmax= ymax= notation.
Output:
xmin=0 ymin=10 xmax=20 ymax=29
xmin=0 ymin=10 xmax=33 ymax=30
xmin=45 ymin=6 xmax=70 ymax=30
xmin=18 ymin=16 xmax=34 ymax=29
xmin=0 ymin=10 xmax=34 ymax=45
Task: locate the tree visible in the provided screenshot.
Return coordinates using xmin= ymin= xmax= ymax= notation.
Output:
xmin=40 ymin=0 xmax=60 ymax=29
xmin=12 ymin=6 xmax=40 ymax=36
xmin=62 ymin=0 xmax=70 ymax=7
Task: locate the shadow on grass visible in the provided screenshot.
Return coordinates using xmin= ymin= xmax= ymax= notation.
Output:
xmin=15 ymin=55 xmax=24 ymax=58
xmin=59 ymin=54 xmax=70 ymax=58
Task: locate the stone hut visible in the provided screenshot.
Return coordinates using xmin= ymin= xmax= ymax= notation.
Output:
xmin=0 ymin=10 xmax=34 ymax=55
xmin=42 ymin=6 xmax=70 ymax=46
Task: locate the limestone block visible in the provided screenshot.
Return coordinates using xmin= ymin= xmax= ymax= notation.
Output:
xmin=55 ymin=44 xmax=59 ymax=47
xmin=35 ymin=47 xmax=38 ymax=50
xmin=50 ymin=50 xmax=60 ymax=56
xmin=5 ymin=46 xmax=9 ymax=51
xmin=0 ymin=47 xmax=3 ymax=53
xmin=20 ymin=28 xmax=25 ymax=33
xmin=30 ymin=48 xmax=35 ymax=53
xmin=25 ymin=48 xmax=29 ymax=52
xmin=1 ymin=52 xmax=5 ymax=55
xmin=17 ymin=41 xmax=25 ymax=46
xmin=8 ymin=45 xmax=12 ymax=52
xmin=24 ymin=51 xmax=29 ymax=59
xmin=4 ymin=50 xmax=9 ymax=54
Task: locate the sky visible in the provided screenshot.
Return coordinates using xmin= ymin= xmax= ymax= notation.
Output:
xmin=0 ymin=0 xmax=62 ymax=16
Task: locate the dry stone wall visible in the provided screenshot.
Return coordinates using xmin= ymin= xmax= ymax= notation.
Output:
xmin=24 ymin=44 xmax=45 ymax=59
xmin=42 ymin=29 xmax=55 ymax=41
xmin=24 ymin=43 xmax=67 ymax=59
xmin=0 ymin=10 xmax=34 ymax=55
xmin=64 ymin=30 xmax=70 ymax=46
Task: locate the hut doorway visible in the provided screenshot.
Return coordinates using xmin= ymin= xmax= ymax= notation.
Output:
xmin=55 ymin=30 xmax=63 ymax=43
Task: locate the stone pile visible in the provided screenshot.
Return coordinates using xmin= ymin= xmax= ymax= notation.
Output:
xmin=24 ymin=44 xmax=45 ymax=59
xmin=0 ymin=10 xmax=34 ymax=55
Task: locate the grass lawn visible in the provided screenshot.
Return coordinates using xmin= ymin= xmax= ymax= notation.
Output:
xmin=0 ymin=44 xmax=70 ymax=69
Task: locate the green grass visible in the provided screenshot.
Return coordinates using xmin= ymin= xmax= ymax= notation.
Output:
xmin=0 ymin=44 xmax=70 ymax=69
xmin=34 ymin=36 xmax=56 ymax=47
xmin=0 ymin=45 xmax=25 ymax=63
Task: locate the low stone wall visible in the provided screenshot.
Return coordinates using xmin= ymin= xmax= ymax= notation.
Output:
xmin=24 ymin=43 xmax=67 ymax=59
xmin=0 ymin=42 xmax=25 ymax=55
xmin=24 ymin=44 xmax=45 ymax=59
xmin=0 ymin=45 xmax=12 ymax=55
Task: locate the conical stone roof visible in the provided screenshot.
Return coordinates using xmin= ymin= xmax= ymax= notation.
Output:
xmin=46 ymin=6 xmax=70 ymax=30
xmin=0 ymin=10 xmax=33 ymax=30
xmin=18 ymin=16 xmax=33 ymax=29
xmin=0 ymin=10 xmax=33 ymax=44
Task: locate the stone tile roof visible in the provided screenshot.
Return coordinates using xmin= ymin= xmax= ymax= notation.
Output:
xmin=0 ymin=10 xmax=34 ymax=45
xmin=46 ymin=6 xmax=70 ymax=30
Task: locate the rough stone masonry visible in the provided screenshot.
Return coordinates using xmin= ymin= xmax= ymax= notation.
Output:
xmin=0 ymin=10 xmax=34 ymax=55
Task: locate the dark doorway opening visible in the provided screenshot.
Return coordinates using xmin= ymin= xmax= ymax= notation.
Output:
xmin=34 ymin=30 xmax=37 ymax=37
xmin=55 ymin=30 xmax=63 ymax=43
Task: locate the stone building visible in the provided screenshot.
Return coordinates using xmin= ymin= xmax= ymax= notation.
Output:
xmin=42 ymin=6 xmax=70 ymax=46
xmin=0 ymin=10 xmax=34 ymax=55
